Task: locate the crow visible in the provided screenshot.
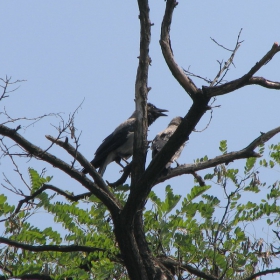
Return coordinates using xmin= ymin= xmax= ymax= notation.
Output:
xmin=151 ymin=116 xmax=185 ymax=168
xmin=82 ymin=103 xmax=168 ymax=176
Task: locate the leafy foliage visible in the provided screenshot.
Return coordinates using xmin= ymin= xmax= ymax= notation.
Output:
xmin=28 ymin=168 xmax=53 ymax=193
xmin=145 ymin=143 xmax=280 ymax=279
xmin=0 ymin=170 xmax=128 ymax=279
xmin=1 ymin=142 xmax=280 ymax=279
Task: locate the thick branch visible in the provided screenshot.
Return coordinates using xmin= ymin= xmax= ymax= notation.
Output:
xmin=0 ymin=237 xmax=106 ymax=253
xmin=132 ymin=0 xmax=152 ymax=187
xmin=0 ymin=124 xmax=121 ymax=214
xmin=159 ymin=257 xmax=218 ymax=280
xmin=107 ymin=162 xmax=132 ymax=188
xmin=203 ymin=42 xmax=280 ymax=97
xmin=243 ymin=268 xmax=280 ymax=280
xmin=124 ymin=98 xmax=210 ymax=224
xmin=248 ymin=76 xmax=280 ymax=89
xmin=45 ymin=135 xmax=107 ymax=190
xmin=156 ymin=126 xmax=280 ymax=184
xmin=160 ymin=0 xmax=199 ymax=98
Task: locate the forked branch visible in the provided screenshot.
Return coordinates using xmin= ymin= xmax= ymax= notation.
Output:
xmin=45 ymin=135 xmax=108 ymax=191
xmin=0 ymin=124 xmax=121 ymax=213
xmin=203 ymin=42 xmax=280 ymax=97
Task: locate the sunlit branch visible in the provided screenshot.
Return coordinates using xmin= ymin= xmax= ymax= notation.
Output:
xmin=160 ymin=0 xmax=199 ymax=98
xmin=159 ymin=257 xmax=219 ymax=280
xmin=243 ymin=268 xmax=280 ymax=280
xmin=156 ymin=126 xmax=280 ymax=185
xmin=248 ymin=76 xmax=280 ymax=89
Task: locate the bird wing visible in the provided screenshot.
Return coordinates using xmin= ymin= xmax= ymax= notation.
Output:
xmin=91 ymin=118 xmax=136 ymax=168
xmin=151 ymin=128 xmax=174 ymax=158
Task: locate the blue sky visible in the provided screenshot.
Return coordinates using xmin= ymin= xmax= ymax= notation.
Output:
xmin=1 ymin=1 xmax=280 ymax=278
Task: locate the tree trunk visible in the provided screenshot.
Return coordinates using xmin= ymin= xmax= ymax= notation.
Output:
xmin=113 ymin=213 xmax=175 ymax=280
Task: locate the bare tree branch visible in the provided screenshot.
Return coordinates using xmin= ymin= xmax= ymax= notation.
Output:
xmin=0 ymin=236 xmax=107 ymax=253
xmin=210 ymin=28 xmax=243 ymax=86
xmin=183 ymin=67 xmax=212 ymax=84
xmin=155 ymin=126 xmax=280 ymax=185
xmin=248 ymin=76 xmax=280 ymax=89
xmin=191 ymin=171 xmax=205 ymax=187
xmin=0 ymin=76 xmax=26 ymax=102
xmin=0 ymin=184 xmax=92 ymax=223
xmin=159 ymin=257 xmax=219 ymax=280
xmin=160 ymin=0 xmax=199 ymax=98
xmin=1 ymin=107 xmax=60 ymax=128
xmin=43 ymin=102 xmax=83 ymax=155
xmin=210 ymin=31 xmax=242 ymax=86
xmin=243 ymin=268 xmax=280 ymax=280
xmin=0 ymin=138 xmax=31 ymax=191
xmin=203 ymin=42 xmax=280 ymax=97
xmin=45 ymin=135 xmax=108 ymax=192
xmin=0 ymin=124 xmax=121 ymax=214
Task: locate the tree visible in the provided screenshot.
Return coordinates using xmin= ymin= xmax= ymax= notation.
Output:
xmin=1 ymin=0 xmax=280 ymax=279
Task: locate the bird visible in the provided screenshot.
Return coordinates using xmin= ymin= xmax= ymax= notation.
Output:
xmin=151 ymin=116 xmax=185 ymax=168
xmin=82 ymin=103 xmax=168 ymax=176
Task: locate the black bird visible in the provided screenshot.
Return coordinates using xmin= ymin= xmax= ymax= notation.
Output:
xmin=151 ymin=116 xmax=185 ymax=168
xmin=82 ymin=103 xmax=168 ymax=176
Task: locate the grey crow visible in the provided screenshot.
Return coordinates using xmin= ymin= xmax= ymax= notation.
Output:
xmin=82 ymin=103 xmax=168 ymax=176
xmin=151 ymin=116 xmax=185 ymax=168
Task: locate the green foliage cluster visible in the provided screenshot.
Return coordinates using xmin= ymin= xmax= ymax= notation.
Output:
xmin=1 ymin=141 xmax=280 ymax=279
xmin=144 ymin=141 xmax=280 ymax=279
xmin=0 ymin=169 xmax=125 ymax=279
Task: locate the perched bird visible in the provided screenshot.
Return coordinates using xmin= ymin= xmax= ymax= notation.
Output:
xmin=151 ymin=116 xmax=185 ymax=168
xmin=82 ymin=103 xmax=168 ymax=176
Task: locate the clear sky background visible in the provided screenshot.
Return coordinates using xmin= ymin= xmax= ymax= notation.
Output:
xmin=1 ymin=1 xmax=280 ymax=278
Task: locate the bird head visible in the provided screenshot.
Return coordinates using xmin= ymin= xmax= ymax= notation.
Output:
xmin=147 ymin=103 xmax=168 ymax=126
xmin=168 ymin=116 xmax=183 ymax=127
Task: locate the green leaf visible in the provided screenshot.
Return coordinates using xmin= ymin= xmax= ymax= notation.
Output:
xmin=161 ymin=186 xmax=181 ymax=215
xmin=0 ymin=194 xmax=7 ymax=204
xmin=28 ymin=168 xmax=53 ymax=193
xmin=219 ymin=140 xmax=227 ymax=154
xmin=186 ymin=185 xmax=211 ymax=202
xmin=244 ymin=157 xmax=256 ymax=174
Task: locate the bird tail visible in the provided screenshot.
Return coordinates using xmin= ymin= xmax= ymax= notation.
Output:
xmin=98 ymin=166 xmax=106 ymax=177
xmin=81 ymin=160 xmax=106 ymax=177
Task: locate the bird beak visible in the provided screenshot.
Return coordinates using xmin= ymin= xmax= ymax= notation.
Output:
xmin=156 ymin=108 xmax=168 ymax=117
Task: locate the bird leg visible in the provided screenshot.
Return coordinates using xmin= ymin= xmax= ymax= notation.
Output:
xmin=121 ymin=158 xmax=130 ymax=165
xmin=115 ymin=158 xmax=126 ymax=169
